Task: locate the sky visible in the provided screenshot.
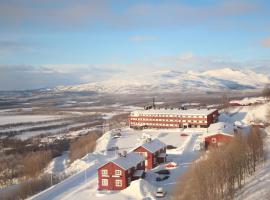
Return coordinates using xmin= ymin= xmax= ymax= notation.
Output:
xmin=0 ymin=0 xmax=270 ymax=90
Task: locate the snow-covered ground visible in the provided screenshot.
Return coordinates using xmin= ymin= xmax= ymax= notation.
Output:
xmin=230 ymin=96 xmax=266 ymax=105
xmin=0 ymin=115 xmax=61 ymax=126
xmin=30 ymin=128 xmax=203 ymax=200
xmin=235 ymin=128 xmax=270 ymax=200
xmin=27 ymin=97 xmax=270 ymax=200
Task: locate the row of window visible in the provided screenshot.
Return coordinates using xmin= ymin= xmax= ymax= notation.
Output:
xmin=101 ymin=169 xmax=121 ymax=176
xmin=132 ymin=119 xmax=207 ymax=123
xmin=131 ymin=120 xmax=207 ymax=126
xmin=101 ymin=179 xmax=122 ymax=187
xmin=136 ymin=114 xmax=207 ymax=118
xmin=132 ymin=123 xmax=179 ymax=127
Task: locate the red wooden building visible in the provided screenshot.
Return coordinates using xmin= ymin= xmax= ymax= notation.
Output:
xmin=129 ymin=108 xmax=218 ymax=129
xmin=98 ymin=152 xmax=145 ymax=191
xmin=133 ymin=139 xmax=167 ymax=170
xmin=204 ymin=122 xmax=236 ymax=149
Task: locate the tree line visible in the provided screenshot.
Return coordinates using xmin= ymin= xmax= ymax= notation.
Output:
xmin=173 ymin=127 xmax=265 ymax=200
xmin=69 ymin=130 xmax=102 ymax=162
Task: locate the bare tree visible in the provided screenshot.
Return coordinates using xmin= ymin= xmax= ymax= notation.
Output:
xmin=173 ymin=130 xmax=265 ymax=200
xmin=262 ymin=85 xmax=270 ymax=101
xmin=221 ymin=93 xmax=230 ymax=113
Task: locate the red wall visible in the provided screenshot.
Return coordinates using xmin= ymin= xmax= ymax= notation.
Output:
xmin=133 ymin=146 xmax=154 ymax=170
xmin=129 ymin=109 xmax=219 ymax=129
xmin=98 ymin=163 xmax=127 ymax=190
xmin=98 ymin=160 xmax=145 ymax=190
xmin=133 ymin=146 xmax=166 ymax=170
xmin=204 ymin=133 xmax=233 ymax=149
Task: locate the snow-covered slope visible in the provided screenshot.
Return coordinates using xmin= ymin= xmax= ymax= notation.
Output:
xmin=56 ymin=68 xmax=270 ymax=94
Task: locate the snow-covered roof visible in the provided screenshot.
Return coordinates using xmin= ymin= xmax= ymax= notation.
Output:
xmin=133 ymin=170 xmax=144 ymax=177
xmin=139 ymin=139 xmax=167 ymax=153
xmin=110 ymin=152 xmax=144 ymax=170
xmin=131 ymin=108 xmax=217 ymax=117
xmin=205 ymin=122 xmax=235 ymax=137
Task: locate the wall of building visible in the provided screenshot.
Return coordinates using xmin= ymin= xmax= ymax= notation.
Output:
xmin=204 ymin=133 xmax=234 ymax=149
xmin=98 ymin=163 xmax=127 ymax=190
xmin=133 ymin=146 xmax=166 ymax=170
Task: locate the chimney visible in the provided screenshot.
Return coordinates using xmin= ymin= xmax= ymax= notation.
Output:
xmin=152 ymin=98 xmax=156 ymax=109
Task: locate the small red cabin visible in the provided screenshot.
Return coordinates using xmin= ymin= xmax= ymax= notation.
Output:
xmin=204 ymin=133 xmax=234 ymax=149
xmin=98 ymin=152 xmax=145 ymax=191
xmin=204 ymin=122 xmax=235 ymax=149
xmin=133 ymin=139 xmax=167 ymax=170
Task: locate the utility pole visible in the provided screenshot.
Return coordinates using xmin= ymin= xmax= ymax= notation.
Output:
xmin=50 ymin=173 xmax=53 ymax=187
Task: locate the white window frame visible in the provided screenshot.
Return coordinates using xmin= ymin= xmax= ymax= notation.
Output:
xmin=115 ymin=179 xmax=122 ymax=187
xmin=115 ymin=170 xmax=122 ymax=176
xmin=101 ymin=179 xmax=108 ymax=186
xmin=101 ymin=169 xmax=108 ymax=176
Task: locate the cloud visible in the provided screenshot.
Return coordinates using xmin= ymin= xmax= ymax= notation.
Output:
xmin=129 ymin=35 xmax=157 ymax=42
xmin=261 ymin=37 xmax=270 ymax=47
xmin=0 ymin=0 xmax=263 ymax=31
xmin=0 ymin=53 xmax=269 ymax=91
xmin=0 ymin=40 xmax=32 ymax=55
xmin=0 ymin=64 xmax=123 ymax=91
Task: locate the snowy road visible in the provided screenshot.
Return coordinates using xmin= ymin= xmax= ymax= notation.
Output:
xmin=30 ymin=155 xmax=104 ymax=200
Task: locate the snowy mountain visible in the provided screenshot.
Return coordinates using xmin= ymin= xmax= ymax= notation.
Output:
xmin=56 ymin=68 xmax=270 ymax=94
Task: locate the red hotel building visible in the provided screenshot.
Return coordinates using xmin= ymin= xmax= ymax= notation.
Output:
xmin=129 ymin=108 xmax=218 ymax=129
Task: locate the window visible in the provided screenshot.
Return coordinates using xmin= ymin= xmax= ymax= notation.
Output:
xmin=212 ymin=138 xmax=217 ymax=143
xmin=115 ymin=170 xmax=122 ymax=176
xmin=101 ymin=169 xmax=108 ymax=176
xmin=101 ymin=179 xmax=108 ymax=186
xmin=115 ymin=179 xmax=122 ymax=187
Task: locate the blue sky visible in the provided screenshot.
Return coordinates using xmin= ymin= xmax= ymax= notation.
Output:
xmin=0 ymin=0 xmax=270 ymax=90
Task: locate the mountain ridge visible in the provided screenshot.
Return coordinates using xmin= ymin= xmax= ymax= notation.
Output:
xmin=56 ymin=68 xmax=270 ymax=94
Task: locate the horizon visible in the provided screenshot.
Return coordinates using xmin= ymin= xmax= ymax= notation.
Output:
xmin=0 ymin=0 xmax=270 ymax=90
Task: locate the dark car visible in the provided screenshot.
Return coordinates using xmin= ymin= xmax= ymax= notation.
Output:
xmin=156 ymin=175 xmax=169 ymax=181
xmin=155 ymin=169 xmax=170 ymax=175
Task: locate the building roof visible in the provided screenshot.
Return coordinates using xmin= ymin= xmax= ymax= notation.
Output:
xmin=133 ymin=170 xmax=144 ymax=177
xmin=205 ymin=122 xmax=235 ymax=138
xmin=138 ymin=139 xmax=167 ymax=153
xmin=108 ymin=152 xmax=144 ymax=170
xmin=130 ymin=108 xmax=217 ymax=117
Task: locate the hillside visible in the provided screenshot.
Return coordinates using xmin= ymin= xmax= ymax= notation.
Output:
xmin=56 ymin=68 xmax=270 ymax=94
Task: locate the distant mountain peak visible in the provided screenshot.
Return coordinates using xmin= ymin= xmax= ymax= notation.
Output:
xmin=56 ymin=68 xmax=270 ymax=94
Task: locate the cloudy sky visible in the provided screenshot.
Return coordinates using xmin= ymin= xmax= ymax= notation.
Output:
xmin=0 ymin=0 xmax=270 ymax=90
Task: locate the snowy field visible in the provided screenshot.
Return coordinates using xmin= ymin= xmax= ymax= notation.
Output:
xmin=0 ymin=115 xmax=61 ymax=126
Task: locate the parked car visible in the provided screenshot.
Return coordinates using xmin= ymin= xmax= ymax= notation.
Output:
xmin=156 ymin=175 xmax=169 ymax=181
xmin=180 ymin=133 xmax=188 ymax=136
xmin=112 ymin=135 xmax=121 ymax=139
xmin=107 ymin=146 xmax=119 ymax=151
xmin=165 ymin=162 xmax=178 ymax=169
xmin=155 ymin=169 xmax=170 ymax=175
xmin=166 ymin=145 xmax=177 ymax=149
xmin=155 ymin=187 xmax=166 ymax=198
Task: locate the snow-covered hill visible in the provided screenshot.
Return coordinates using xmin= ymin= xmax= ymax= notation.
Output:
xmin=56 ymin=68 xmax=270 ymax=94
